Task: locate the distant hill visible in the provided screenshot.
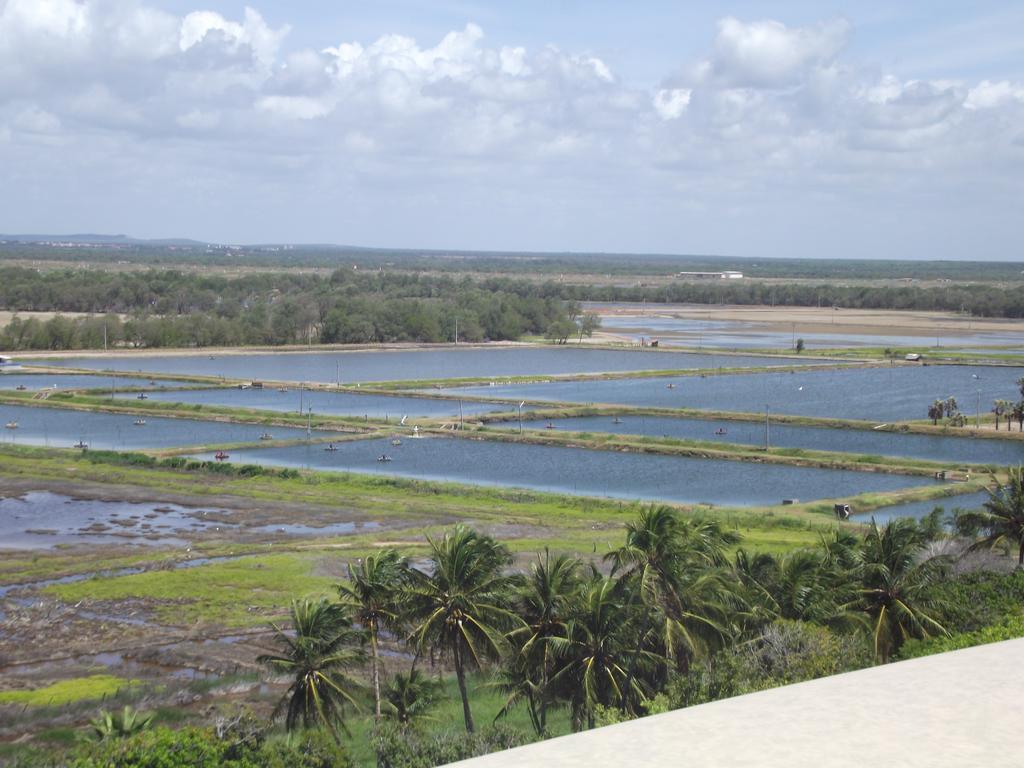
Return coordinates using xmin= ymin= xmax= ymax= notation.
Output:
xmin=0 ymin=233 xmax=210 ymax=247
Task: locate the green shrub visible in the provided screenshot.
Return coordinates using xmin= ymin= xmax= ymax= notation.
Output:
xmin=373 ymin=723 xmax=528 ymax=768
xmin=899 ymin=613 xmax=1024 ymax=660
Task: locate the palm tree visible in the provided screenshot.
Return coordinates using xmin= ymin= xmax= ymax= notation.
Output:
xmin=257 ymin=599 xmax=366 ymax=740
xmin=499 ymin=549 xmax=581 ymax=735
xmin=406 ymin=526 xmax=523 ymax=733
xmin=606 ymin=508 xmax=742 ymax=673
xmin=549 ymin=576 xmax=660 ymax=730
xmin=858 ymin=520 xmax=949 ymax=661
xmin=928 ymin=399 xmax=944 ymax=425
xmin=958 ymin=467 xmax=1024 ymax=565
xmin=383 ymin=669 xmax=445 ymax=728
xmin=337 ymin=549 xmax=409 ymax=721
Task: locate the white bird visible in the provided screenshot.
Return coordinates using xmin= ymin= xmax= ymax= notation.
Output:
xmin=797 ymin=386 xmax=804 ymax=391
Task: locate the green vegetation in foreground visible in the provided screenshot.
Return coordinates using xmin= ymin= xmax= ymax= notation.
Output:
xmin=44 ymin=553 xmax=338 ymax=627
xmin=0 ymin=675 xmax=136 ymax=707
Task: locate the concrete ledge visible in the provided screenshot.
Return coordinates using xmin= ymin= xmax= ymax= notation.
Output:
xmin=449 ymin=638 xmax=1024 ymax=768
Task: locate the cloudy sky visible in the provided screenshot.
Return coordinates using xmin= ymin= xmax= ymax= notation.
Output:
xmin=2 ymin=1 xmax=1022 ymax=259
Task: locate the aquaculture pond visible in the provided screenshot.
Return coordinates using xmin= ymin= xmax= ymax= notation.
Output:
xmin=0 ymin=491 xmax=381 ymax=550
xmin=188 ymin=436 xmax=937 ymax=507
xmin=0 ymin=373 xmax=196 ymax=391
xmin=42 ymin=346 xmax=816 ymax=383
xmin=446 ymin=364 xmax=1024 ymax=422
xmin=0 ymin=403 xmax=331 ymax=451
xmin=505 ymin=415 xmax=1024 ymax=466
xmin=856 ymin=491 xmax=989 ymax=525
xmin=597 ymin=314 xmax=1024 ymax=351
xmin=112 ymin=387 xmax=511 ymax=420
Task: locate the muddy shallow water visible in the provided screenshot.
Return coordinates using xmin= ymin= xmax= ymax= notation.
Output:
xmin=0 ymin=491 xmax=380 ymax=550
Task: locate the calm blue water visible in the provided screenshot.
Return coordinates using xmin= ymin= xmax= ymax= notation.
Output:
xmin=41 ymin=346 xmax=814 ymax=383
xmin=504 ymin=415 xmax=1024 ymax=465
xmin=598 ymin=314 xmax=1024 ymax=350
xmin=448 ymin=365 xmax=1024 ymax=422
xmin=858 ymin=491 xmax=989 ymax=525
xmin=188 ymin=437 xmax=936 ymax=507
xmin=0 ymin=373 xmax=195 ymax=391
xmin=0 ymin=403 xmax=329 ymax=450
xmin=112 ymin=388 xmax=509 ymax=419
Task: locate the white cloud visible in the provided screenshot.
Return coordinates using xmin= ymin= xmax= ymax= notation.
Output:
xmin=654 ymin=88 xmax=691 ymax=119
xmin=0 ymin=4 xmax=1021 ymax=258
xmin=706 ymin=17 xmax=850 ymax=87
xmin=965 ymin=80 xmax=1024 ymax=110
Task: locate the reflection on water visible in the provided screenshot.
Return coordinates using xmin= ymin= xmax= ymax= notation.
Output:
xmin=188 ymin=436 xmax=935 ymax=507
xmin=0 ymin=403 xmax=330 ymax=451
xmin=113 ymin=387 xmax=509 ymax=419
xmin=857 ymin=491 xmax=989 ymax=525
xmin=506 ymin=415 xmax=1024 ymax=465
xmin=43 ymin=346 xmax=816 ymax=382
xmin=449 ymin=364 xmax=1024 ymax=421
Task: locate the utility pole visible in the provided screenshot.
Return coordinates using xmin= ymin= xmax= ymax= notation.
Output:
xmin=764 ymin=405 xmax=770 ymax=450
xmin=518 ymin=401 xmax=525 ymax=434
xmin=459 ymin=399 xmax=464 ymax=430
xmin=103 ymin=323 xmax=108 ymax=352
xmin=454 ymin=317 xmax=458 ymax=345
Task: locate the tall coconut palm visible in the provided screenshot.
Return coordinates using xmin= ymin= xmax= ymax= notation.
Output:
xmin=607 ymin=508 xmax=742 ymax=673
xmin=958 ymin=467 xmax=1024 ymax=565
xmin=858 ymin=520 xmax=949 ymax=661
xmin=257 ymin=599 xmax=366 ymax=741
xmin=407 ymin=526 xmax=523 ymax=733
xmin=337 ymin=549 xmax=409 ymax=721
xmin=499 ymin=549 xmax=581 ymax=735
xmin=549 ymin=576 xmax=661 ymax=730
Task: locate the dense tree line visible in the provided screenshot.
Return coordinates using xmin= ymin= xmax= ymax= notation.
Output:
xmin=0 ymin=268 xmax=572 ymax=349
xmin=4 ymin=243 xmax=1024 ymax=282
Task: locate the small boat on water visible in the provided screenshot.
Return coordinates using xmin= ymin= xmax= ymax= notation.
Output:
xmin=136 ymin=393 xmax=148 ymax=400
xmin=15 ymin=385 xmax=26 ymax=391
xmin=715 ymin=428 xmax=727 ymax=436
xmin=73 ymin=440 xmax=88 ymax=449
xmin=391 ymin=439 xmax=402 ymax=446
xmin=666 ymin=383 xmax=676 ymax=389
xmin=214 ymin=451 xmax=230 ymax=461
xmin=612 ymin=417 xmax=623 ymax=424
xmin=545 ymin=422 xmax=556 ymax=429
xmin=133 ymin=419 xmax=146 ymax=426
xmin=259 ymin=432 xmax=273 ymax=440
xmin=277 ymin=388 xmax=288 ymax=393
xmin=324 ymin=444 xmax=339 ymax=452
xmin=4 ymin=421 xmax=17 ymax=429
xmin=377 ymin=454 xmax=393 ymax=462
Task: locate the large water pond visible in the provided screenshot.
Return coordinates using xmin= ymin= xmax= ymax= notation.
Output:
xmin=0 ymin=373 xmax=195 ymax=391
xmin=189 ymin=437 xmax=936 ymax=507
xmin=41 ymin=346 xmax=815 ymax=383
xmin=112 ymin=387 xmax=511 ymax=420
xmin=0 ymin=491 xmax=380 ymax=550
xmin=505 ymin=415 xmax=1024 ymax=466
xmin=0 ymin=403 xmax=330 ymax=451
xmin=857 ymin=491 xmax=989 ymax=525
xmin=446 ymin=364 xmax=1024 ymax=422
xmin=597 ymin=314 xmax=1024 ymax=351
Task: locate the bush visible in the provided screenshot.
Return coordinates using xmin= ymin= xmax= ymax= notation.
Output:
xmin=373 ymin=724 xmax=528 ymax=768
xmin=931 ymin=570 xmax=1024 ymax=633
xmin=900 ymin=613 xmax=1024 ymax=660
xmin=17 ymin=722 xmax=352 ymax=768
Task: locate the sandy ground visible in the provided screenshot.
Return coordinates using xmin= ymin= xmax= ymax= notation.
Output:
xmin=587 ymin=302 xmax=1024 ymax=339
xmin=0 ymin=310 xmax=123 ymax=325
